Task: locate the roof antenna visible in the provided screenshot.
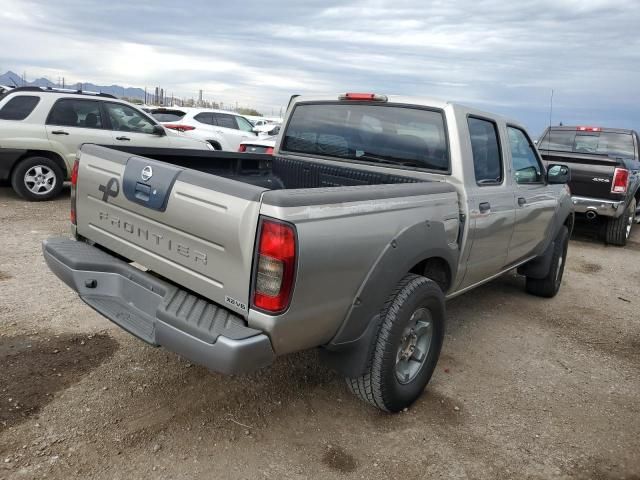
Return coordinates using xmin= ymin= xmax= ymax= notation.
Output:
xmin=547 ymin=88 xmax=554 ymax=156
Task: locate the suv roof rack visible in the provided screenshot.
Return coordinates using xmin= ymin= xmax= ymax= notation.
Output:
xmin=6 ymin=85 xmax=118 ymax=99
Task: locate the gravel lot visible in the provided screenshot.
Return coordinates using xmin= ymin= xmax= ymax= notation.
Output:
xmin=1 ymin=186 xmax=639 ymax=480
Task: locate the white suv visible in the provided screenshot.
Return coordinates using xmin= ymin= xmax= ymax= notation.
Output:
xmin=149 ymin=107 xmax=258 ymax=151
xmin=0 ymin=87 xmax=213 ymax=201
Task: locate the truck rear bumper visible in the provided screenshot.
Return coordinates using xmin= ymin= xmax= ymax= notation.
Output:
xmin=571 ymin=195 xmax=625 ymax=218
xmin=42 ymin=237 xmax=274 ymax=374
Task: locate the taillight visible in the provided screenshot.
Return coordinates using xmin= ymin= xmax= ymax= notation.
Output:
xmin=264 ymin=147 xmax=274 ymax=155
xmin=611 ymin=168 xmax=629 ymax=194
xmin=252 ymin=218 xmax=297 ymax=314
xmin=164 ymin=124 xmax=195 ymax=132
xmin=70 ymin=158 xmax=79 ymax=224
xmin=338 ymin=92 xmax=388 ymax=102
xmin=238 ymin=144 xmax=247 ymax=152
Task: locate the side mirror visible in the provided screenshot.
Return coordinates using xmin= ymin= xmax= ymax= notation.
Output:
xmin=547 ymin=164 xmax=570 ymax=184
xmin=252 ymin=127 xmax=261 ymax=134
xmin=152 ymin=124 xmax=166 ymax=136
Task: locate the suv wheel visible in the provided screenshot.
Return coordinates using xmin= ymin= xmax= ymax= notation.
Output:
xmin=11 ymin=156 xmax=64 ymax=201
xmin=525 ymin=226 xmax=569 ymax=298
xmin=346 ymin=274 xmax=445 ymax=412
xmin=605 ymin=198 xmax=636 ymax=246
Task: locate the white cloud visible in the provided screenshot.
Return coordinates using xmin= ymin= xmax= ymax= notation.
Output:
xmin=0 ymin=0 xmax=638 ymax=131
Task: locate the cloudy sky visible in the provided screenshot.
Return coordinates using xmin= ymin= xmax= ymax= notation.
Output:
xmin=1 ymin=0 xmax=638 ymax=133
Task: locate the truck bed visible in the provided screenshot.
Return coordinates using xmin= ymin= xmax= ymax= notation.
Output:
xmin=106 ymin=145 xmax=421 ymax=191
xmin=75 ymin=145 xmax=454 ymax=324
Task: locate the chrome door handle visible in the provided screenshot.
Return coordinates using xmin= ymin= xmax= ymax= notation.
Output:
xmin=51 ymin=130 xmax=69 ymax=135
xmin=116 ymin=136 xmax=131 ymax=141
xmin=479 ymin=202 xmax=491 ymax=213
xmin=518 ymin=197 xmax=527 ymax=206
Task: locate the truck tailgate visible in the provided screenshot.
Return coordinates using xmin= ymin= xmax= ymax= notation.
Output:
xmin=541 ymin=151 xmax=621 ymax=200
xmin=75 ymin=145 xmax=266 ymax=317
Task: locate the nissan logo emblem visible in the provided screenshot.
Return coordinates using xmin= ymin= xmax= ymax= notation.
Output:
xmin=141 ymin=166 xmax=153 ymax=182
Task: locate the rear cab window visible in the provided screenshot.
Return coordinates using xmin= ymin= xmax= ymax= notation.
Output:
xmin=281 ymin=102 xmax=450 ymax=171
xmin=0 ymin=95 xmax=40 ymax=120
xmin=539 ymin=129 xmax=635 ymax=158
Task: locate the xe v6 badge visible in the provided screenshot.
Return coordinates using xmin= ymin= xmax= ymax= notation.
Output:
xmin=141 ymin=166 xmax=153 ymax=182
xmin=98 ymin=178 xmax=120 ymax=203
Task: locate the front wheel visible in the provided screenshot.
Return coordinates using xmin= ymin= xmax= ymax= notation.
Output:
xmin=11 ymin=156 xmax=65 ymax=201
xmin=346 ymin=274 xmax=445 ymax=412
xmin=525 ymin=226 xmax=569 ymax=298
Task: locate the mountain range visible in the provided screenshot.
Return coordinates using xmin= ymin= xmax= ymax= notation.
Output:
xmin=0 ymin=70 xmax=146 ymax=99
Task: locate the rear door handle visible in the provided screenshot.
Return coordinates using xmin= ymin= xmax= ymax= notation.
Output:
xmin=479 ymin=202 xmax=491 ymax=213
xmin=518 ymin=197 xmax=527 ymax=206
xmin=116 ymin=136 xmax=131 ymax=141
xmin=51 ymin=130 xmax=69 ymax=135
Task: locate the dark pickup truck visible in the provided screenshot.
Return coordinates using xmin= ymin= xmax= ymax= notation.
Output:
xmin=537 ymin=126 xmax=640 ymax=245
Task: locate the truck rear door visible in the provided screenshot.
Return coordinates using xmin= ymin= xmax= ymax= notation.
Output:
xmin=74 ymin=144 xmax=266 ymax=317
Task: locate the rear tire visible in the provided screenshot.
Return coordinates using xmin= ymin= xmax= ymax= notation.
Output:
xmin=11 ymin=156 xmax=65 ymax=201
xmin=525 ymin=226 xmax=569 ymax=298
xmin=346 ymin=274 xmax=445 ymax=412
xmin=605 ymin=199 xmax=635 ymax=246
xmin=207 ymin=141 xmax=222 ymax=150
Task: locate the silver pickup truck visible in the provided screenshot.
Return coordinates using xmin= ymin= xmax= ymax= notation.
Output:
xmin=43 ymin=93 xmax=573 ymax=412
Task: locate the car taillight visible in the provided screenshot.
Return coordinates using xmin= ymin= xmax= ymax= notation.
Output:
xmin=611 ymin=168 xmax=629 ymax=194
xmin=338 ymin=92 xmax=388 ymax=102
xmin=252 ymin=218 xmax=297 ymax=314
xmin=264 ymin=147 xmax=274 ymax=155
xmin=70 ymin=158 xmax=79 ymax=224
xmin=238 ymin=144 xmax=247 ymax=152
xmin=164 ymin=124 xmax=195 ymax=132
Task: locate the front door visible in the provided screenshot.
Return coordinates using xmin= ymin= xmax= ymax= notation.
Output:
xmin=506 ymin=126 xmax=556 ymax=264
xmin=460 ymin=116 xmax=516 ymax=288
xmin=103 ymin=102 xmax=171 ymax=148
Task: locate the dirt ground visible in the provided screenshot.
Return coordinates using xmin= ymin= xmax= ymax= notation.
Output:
xmin=1 ymin=185 xmax=639 ymax=480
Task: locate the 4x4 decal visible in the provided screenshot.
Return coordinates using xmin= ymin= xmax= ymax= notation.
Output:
xmin=98 ymin=178 xmax=120 ymax=202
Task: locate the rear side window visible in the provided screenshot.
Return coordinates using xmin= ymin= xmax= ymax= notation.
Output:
xmin=214 ymin=113 xmax=237 ymax=130
xmin=0 ymin=95 xmax=40 ymax=120
xmin=282 ymin=103 xmax=450 ymax=171
xmin=47 ymin=99 xmax=103 ymax=129
xmin=468 ymin=117 xmax=502 ymax=184
xmin=194 ymin=112 xmax=215 ymax=125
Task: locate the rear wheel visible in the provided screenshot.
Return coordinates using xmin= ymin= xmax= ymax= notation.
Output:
xmin=11 ymin=156 xmax=65 ymax=201
xmin=207 ymin=141 xmax=222 ymax=150
xmin=346 ymin=274 xmax=445 ymax=412
xmin=605 ymin=199 xmax=636 ymax=246
xmin=525 ymin=226 xmax=569 ymax=298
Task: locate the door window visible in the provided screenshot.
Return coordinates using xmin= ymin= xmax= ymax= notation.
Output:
xmin=104 ymin=102 xmax=156 ymax=134
xmin=235 ymin=115 xmax=254 ymax=132
xmin=46 ymin=99 xmax=103 ymax=128
xmin=214 ymin=113 xmax=237 ymax=130
xmin=194 ymin=112 xmax=215 ymax=125
xmin=0 ymin=95 xmax=40 ymax=120
xmin=508 ymin=126 xmax=543 ymax=184
xmin=468 ymin=117 xmax=502 ymax=185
